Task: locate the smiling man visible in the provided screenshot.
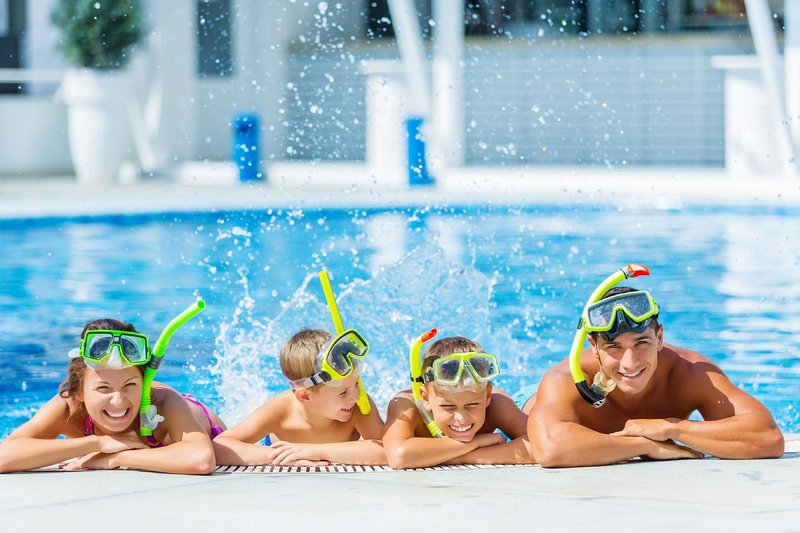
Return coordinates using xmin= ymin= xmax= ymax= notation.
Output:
xmin=528 ymin=286 xmax=785 ymax=468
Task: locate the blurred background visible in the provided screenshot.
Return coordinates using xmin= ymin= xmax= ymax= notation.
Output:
xmin=0 ymin=1 xmax=794 ymax=182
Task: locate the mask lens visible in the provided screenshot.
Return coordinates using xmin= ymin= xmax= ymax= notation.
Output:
xmin=119 ymin=335 xmax=148 ymax=363
xmin=586 ymin=292 xmax=655 ymax=330
xmin=622 ymin=293 xmax=653 ymax=318
xmin=434 ymin=358 xmax=462 ymax=384
xmin=85 ymin=334 xmax=113 ymax=360
xmin=326 ymin=340 xmax=355 ymax=376
xmin=467 ymin=355 xmax=499 ymax=380
xmin=344 ymin=332 xmax=368 ymax=357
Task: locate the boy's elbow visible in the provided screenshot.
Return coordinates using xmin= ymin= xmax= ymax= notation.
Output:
xmin=363 ymin=442 xmax=388 ymax=466
xmin=385 ymin=445 xmax=415 ymax=470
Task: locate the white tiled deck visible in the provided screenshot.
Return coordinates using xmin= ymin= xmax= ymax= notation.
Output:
xmin=1 ymin=436 xmax=797 ymax=533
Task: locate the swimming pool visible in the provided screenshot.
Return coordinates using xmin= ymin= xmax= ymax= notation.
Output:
xmin=1 ymin=204 xmax=798 ymax=437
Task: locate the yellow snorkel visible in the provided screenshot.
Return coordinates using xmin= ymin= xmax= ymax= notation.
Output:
xmin=318 ymin=271 xmax=371 ymax=415
xmin=409 ymin=328 xmax=446 ymax=438
xmin=569 ymin=264 xmax=650 ymax=407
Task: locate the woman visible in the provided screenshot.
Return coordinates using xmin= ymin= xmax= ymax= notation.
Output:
xmin=0 ymin=319 xmax=224 ymax=474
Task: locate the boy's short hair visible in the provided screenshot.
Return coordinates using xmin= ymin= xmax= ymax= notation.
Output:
xmin=422 ymin=336 xmax=485 ymax=384
xmin=280 ymin=329 xmax=332 ymax=386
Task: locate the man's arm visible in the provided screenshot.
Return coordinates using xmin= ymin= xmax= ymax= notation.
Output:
xmin=612 ymin=358 xmax=784 ymax=459
xmin=529 ymin=369 xmax=700 ymax=467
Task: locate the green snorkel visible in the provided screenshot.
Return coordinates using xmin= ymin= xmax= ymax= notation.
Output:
xmin=569 ymin=264 xmax=650 ymax=408
xmin=409 ymin=328 xmax=446 ymax=438
xmin=139 ymin=299 xmax=206 ymax=437
xmin=318 ymin=271 xmax=371 ymax=415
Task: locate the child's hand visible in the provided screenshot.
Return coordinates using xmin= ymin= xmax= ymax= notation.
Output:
xmin=267 ymin=437 xmax=328 ymax=466
xmin=474 ymin=433 xmax=506 ymax=448
xmin=97 ymin=432 xmax=149 ymax=453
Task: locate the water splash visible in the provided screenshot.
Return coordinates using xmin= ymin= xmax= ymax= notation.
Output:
xmin=209 ymin=245 xmax=531 ymax=424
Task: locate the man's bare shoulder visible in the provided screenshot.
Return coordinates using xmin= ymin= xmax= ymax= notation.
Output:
xmin=663 ymin=343 xmax=723 ymax=379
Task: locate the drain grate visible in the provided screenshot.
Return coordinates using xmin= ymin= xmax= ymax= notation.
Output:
xmin=214 ymin=463 xmax=534 ymax=474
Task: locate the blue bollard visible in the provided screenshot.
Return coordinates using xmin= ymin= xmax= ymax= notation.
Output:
xmin=232 ymin=113 xmax=263 ymax=182
xmin=406 ymin=116 xmax=434 ymax=186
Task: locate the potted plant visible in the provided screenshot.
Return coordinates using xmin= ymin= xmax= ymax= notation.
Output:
xmin=51 ymin=0 xmax=143 ymax=184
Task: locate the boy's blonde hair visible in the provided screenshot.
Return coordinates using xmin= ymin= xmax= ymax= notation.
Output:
xmin=280 ymin=329 xmax=332 ymax=387
xmin=422 ymin=336 xmax=488 ymax=391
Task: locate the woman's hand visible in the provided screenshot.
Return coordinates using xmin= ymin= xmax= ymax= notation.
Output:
xmin=63 ymin=451 xmax=120 ymax=471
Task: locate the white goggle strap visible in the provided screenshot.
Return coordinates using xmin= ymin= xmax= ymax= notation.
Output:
xmin=287 ymin=372 xmax=329 ymax=390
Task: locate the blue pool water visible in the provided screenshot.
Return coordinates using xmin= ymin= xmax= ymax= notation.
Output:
xmin=1 ymin=204 xmax=798 ymax=437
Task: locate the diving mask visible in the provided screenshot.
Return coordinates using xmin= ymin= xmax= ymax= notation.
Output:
xmin=422 ymin=352 xmax=500 ymax=387
xmin=288 ymin=329 xmax=369 ymax=389
xmin=69 ymin=330 xmax=151 ymax=370
xmin=585 ymin=290 xmax=659 ymax=340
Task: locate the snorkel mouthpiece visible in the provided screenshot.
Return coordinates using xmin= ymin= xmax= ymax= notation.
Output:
xmin=569 ymin=264 xmax=650 ymax=408
xmin=139 ymin=299 xmax=206 ymax=437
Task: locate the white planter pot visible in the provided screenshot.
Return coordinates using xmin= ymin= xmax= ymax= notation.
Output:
xmin=60 ymin=68 xmax=134 ymax=184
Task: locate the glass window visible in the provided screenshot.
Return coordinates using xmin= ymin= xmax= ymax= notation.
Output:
xmin=197 ymin=0 xmax=233 ymax=77
xmin=364 ymin=1 xmax=780 ymax=37
xmin=0 ymin=0 xmax=8 ymax=36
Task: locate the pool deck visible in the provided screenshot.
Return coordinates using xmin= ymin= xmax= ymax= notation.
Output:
xmin=0 ymin=435 xmax=797 ymax=532
xmin=3 ymin=164 xmax=800 ymax=219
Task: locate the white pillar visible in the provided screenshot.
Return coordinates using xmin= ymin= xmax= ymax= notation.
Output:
xmin=361 ymin=60 xmax=408 ymax=187
xmin=136 ymin=0 xmax=197 ymax=170
xmin=745 ymin=0 xmax=796 ymax=172
xmin=386 ymin=0 xmax=431 ymax=117
xmin=785 ymin=0 xmax=800 ymax=158
xmin=431 ymin=0 xmax=464 ymax=168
